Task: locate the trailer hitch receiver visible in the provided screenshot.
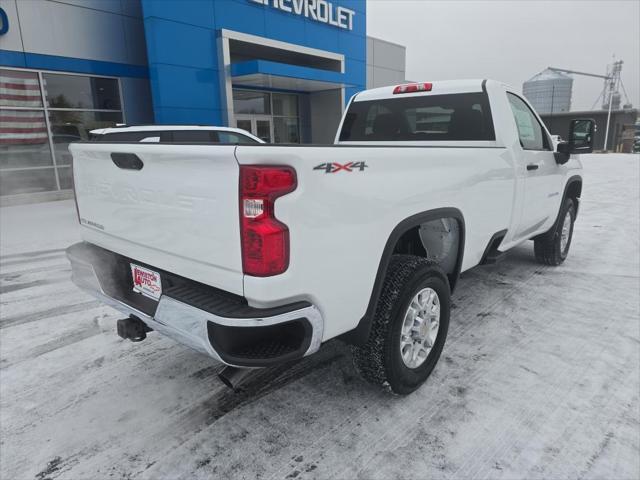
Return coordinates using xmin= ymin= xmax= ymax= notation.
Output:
xmin=117 ymin=315 xmax=151 ymax=342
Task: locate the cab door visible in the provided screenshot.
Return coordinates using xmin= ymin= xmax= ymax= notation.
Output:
xmin=507 ymin=93 xmax=564 ymax=239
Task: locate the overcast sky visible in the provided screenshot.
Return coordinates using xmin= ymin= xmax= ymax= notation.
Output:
xmin=366 ymin=0 xmax=640 ymax=111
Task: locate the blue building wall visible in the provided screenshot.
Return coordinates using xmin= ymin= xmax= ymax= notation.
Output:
xmin=140 ymin=0 xmax=366 ymax=125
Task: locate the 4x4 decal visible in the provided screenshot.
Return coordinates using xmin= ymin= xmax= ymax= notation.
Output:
xmin=313 ymin=162 xmax=368 ymax=173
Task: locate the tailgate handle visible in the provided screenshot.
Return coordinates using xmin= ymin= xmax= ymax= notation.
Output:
xmin=111 ymin=153 xmax=144 ymax=170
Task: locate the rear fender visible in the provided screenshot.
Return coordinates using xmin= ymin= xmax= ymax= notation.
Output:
xmin=346 ymin=208 xmax=465 ymax=346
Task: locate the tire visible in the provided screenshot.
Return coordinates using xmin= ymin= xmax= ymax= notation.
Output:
xmin=352 ymin=255 xmax=450 ymax=395
xmin=534 ymin=197 xmax=576 ymax=266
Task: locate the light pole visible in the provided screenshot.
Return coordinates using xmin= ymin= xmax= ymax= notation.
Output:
xmin=603 ymin=79 xmax=614 ymax=152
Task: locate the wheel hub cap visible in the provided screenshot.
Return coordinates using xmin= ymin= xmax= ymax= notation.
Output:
xmin=400 ymin=287 xmax=441 ymax=369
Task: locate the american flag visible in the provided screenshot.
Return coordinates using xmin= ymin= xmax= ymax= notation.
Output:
xmin=0 ymin=69 xmax=48 ymax=145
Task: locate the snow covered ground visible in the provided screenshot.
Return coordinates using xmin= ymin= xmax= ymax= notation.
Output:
xmin=1 ymin=154 xmax=638 ymax=480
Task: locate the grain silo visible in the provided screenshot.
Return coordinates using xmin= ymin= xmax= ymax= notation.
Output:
xmin=523 ymin=68 xmax=573 ymax=115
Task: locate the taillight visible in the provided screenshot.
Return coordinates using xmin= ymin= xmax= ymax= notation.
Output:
xmin=239 ymin=165 xmax=297 ymax=276
xmin=393 ymin=82 xmax=433 ymax=94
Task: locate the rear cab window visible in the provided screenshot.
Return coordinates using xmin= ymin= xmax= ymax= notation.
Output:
xmin=339 ymin=92 xmax=495 ymax=142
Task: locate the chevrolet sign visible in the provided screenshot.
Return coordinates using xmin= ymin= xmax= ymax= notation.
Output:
xmin=250 ymin=0 xmax=355 ymax=31
xmin=0 ymin=7 xmax=9 ymax=36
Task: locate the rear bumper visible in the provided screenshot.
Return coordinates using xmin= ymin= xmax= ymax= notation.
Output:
xmin=66 ymin=242 xmax=323 ymax=367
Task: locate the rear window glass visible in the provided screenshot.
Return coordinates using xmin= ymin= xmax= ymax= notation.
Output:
xmin=339 ymin=92 xmax=495 ymax=142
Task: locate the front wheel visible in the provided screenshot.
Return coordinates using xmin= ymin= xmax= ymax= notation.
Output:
xmin=352 ymin=255 xmax=450 ymax=395
xmin=534 ymin=197 xmax=576 ymax=266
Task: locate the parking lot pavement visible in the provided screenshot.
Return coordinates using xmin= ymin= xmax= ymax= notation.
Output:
xmin=1 ymin=154 xmax=638 ymax=480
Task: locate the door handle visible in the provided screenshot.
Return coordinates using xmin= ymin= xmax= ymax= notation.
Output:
xmin=111 ymin=153 xmax=144 ymax=170
xmin=526 ymin=164 xmax=539 ymax=171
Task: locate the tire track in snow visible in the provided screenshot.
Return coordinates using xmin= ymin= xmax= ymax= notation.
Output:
xmin=0 ymin=248 xmax=66 ymax=260
xmin=2 ymin=324 xmax=103 ymax=369
xmin=0 ymin=253 xmax=65 ymax=268
xmin=0 ymin=264 xmax=69 ymax=280
xmin=0 ymin=277 xmax=66 ymax=294
xmin=0 ymin=300 xmax=101 ymax=329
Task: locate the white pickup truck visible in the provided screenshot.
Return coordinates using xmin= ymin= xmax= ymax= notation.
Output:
xmin=67 ymin=79 xmax=594 ymax=394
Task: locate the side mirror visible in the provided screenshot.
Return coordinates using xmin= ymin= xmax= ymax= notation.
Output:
xmin=568 ymin=118 xmax=596 ymax=153
xmin=555 ymin=118 xmax=596 ymax=164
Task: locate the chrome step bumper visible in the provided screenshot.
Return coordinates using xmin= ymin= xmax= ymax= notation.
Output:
xmin=66 ymin=242 xmax=323 ymax=367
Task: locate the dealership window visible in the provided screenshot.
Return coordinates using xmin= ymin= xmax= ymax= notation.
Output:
xmin=233 ymin=90 xmax=271 ymax=115
xmin=233 ymin=89 xmax=300 ymax=144
xmin=272 ymin=93 xmax=300 ymax=143
xmin=0 ymin=68 xmax=124 ymax=196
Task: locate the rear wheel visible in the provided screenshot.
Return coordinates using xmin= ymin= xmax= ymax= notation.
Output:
xmin=534 ymin=198 xmax=576 ymax=266
xmin=352 ymin=255 xmax=450 ymax=395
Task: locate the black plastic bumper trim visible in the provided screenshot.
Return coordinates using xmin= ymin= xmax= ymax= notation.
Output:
xmin=207 ymin=318 xmax=313 ymax=367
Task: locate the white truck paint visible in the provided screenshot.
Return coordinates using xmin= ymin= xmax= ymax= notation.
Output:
xmin=73 ymin=144 xmax=244 ymax=295
xmin=67 ymin=79 xmax=589 ymax=393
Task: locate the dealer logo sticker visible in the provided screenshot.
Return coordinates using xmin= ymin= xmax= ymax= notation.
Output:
xmin=131 ymin=264 xmax=162 ymax=301
xmin=313 ymin=162 xmax=368 ymax=173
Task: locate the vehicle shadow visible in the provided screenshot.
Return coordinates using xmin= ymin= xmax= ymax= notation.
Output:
xmin=197 ymin=340 xmax=353 ymax=425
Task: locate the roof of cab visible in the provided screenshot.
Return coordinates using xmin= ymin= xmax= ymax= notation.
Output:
xmin=352 ymin=79 xmax=490 ymax=102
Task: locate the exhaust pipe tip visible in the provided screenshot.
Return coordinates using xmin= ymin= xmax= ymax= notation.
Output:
xmin=218 ymin=366 xmax=253 ymax=391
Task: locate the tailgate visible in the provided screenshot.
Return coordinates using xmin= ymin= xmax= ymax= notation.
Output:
xmin=69 ymin=142 xmax=243 ymax=295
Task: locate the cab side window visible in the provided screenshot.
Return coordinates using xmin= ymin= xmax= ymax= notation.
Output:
xmin=507 ymin=93 xmax=549 ymax=150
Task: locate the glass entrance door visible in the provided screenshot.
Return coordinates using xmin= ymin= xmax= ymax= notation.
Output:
xmin=254 ymin=118 xmax=272 ymax=143
xmin=236 ymin=115 xmax=273 ymax=143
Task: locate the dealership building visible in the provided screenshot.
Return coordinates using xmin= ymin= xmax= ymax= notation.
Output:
xmin=0 ymin=0 xmax=406 ymax=203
